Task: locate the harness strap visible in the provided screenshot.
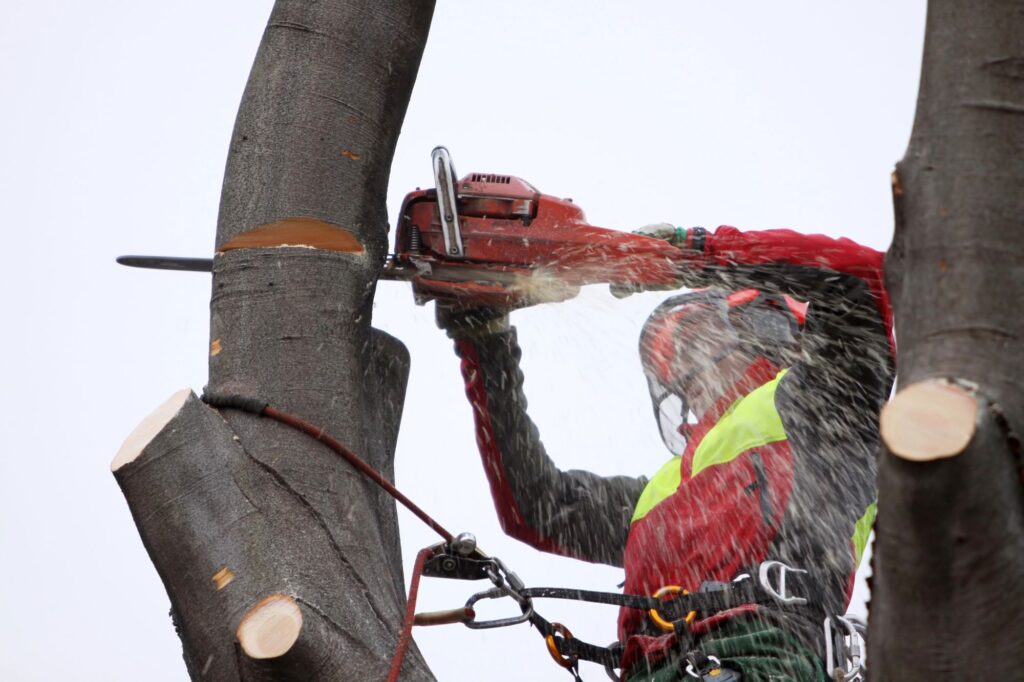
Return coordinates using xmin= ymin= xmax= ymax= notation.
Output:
xmin=520 ymin=581 xmax=762 ymax=621
xmin=529 ymin=610 xmax=625 ymax=669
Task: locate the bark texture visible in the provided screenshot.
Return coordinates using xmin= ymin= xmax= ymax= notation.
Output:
xmin=870 ymin=0 xmax=1024 ymax=677
xmin=115 ymin=1 xmax=437 ymax=679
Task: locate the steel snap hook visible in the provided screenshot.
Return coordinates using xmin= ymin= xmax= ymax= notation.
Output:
xmin=462 ymin=587 xmax=535 ymax=630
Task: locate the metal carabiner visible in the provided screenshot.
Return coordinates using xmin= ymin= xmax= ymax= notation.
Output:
xmin=823 ymin=615 xmax=866 ymax=682
xmin=462 ymin=586 xmax=535 ymax=630
xmin=758 ymin=560 xmax=808 ymax=606
xmin=545 ymin=622 xmax=580 ymax=669
xmin=487 ymin=556 xmax=528 ymax=595
xmin=648 ymin=585 xmax=698 ymax=632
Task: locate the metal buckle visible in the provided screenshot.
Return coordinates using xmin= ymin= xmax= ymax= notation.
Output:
xmin=684 ymin=655 xmax=722 ymax=678
xmin=823 ymin=615 xmax=866 ymax=681
xmin=758 ymin=560 xmax=808 ymax=605
xmin=545 ymin=622 xmax=579 ymax=669
xmin=417 ymin=536 xmax=535 ymax=630
xmin=421 ymin=540 xmax=496 ymax=582
xmin=648 ymin=585 xmax=698 ymax=632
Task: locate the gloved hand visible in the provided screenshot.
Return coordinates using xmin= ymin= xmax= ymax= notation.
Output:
xmin=634 ymin=223 xmax=708 ymax=252
xmin=610 ymin=224 xmax=706 ymax=298
xmin=435 ymin=304 xmax=510 ymax=340
xmin=633 ymin=222 xmax=690 ymax=247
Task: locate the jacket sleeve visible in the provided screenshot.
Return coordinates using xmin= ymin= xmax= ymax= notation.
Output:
xmin=682 ymin=225 xmax=896 ymax=407
xmin=454 ymin=328 xmax=648 ymax=567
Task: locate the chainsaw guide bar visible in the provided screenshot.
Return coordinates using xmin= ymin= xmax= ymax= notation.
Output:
xmin=116 ymin=146 xmax=687 ymax=308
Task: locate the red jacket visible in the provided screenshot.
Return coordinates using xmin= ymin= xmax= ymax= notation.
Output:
xmin=453 ymin=226 xmax=895 ymax=667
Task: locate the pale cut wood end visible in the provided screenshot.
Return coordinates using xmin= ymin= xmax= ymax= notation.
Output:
xmin=237 ymin=594 xmax=303 ymax=660
xmin=111 ymin=388 xmax=193 ymax=472
xmin=881 ymin=379 xmax=978 ymax=462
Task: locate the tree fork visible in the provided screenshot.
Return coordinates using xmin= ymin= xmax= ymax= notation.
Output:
xmin=115 ymin=1 xmax=436 ymax=679
xmin=870 ymin=0 xmax=1024 ymax=677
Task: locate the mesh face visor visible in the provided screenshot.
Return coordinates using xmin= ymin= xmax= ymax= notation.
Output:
xmin=639 ymin=292 xmax=737 ymax=454
xmin=638 ymin=289 xmax=805 ymax=454
xmin=646 ymin=375 xmax=690 ymax=455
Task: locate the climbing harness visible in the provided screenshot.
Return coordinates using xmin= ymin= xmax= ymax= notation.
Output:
xmin=201 ymin=391 xmax=834 ymax=681
xmin=411 ymin=539 xmax=815 ymax=680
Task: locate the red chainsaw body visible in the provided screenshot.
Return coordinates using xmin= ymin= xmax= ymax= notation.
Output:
xmin=393 ymin=172 xmax=684 ymax=308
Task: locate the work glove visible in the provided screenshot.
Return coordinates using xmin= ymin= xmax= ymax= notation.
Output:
xmin=436 ymin=304 xmax=510 ymax=340
xmin=635 ymin=223 xmax=709 ymax=256
xmin=633 ymin=222 xmax=692 ymax=248
xmin=610 ymin=224 xmax=706 ymax=298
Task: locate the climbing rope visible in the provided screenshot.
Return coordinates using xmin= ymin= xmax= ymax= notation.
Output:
xmin=202 ymin=391 xmax=454 ymax=543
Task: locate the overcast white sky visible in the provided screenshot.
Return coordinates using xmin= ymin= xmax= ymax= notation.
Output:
xmin=1 ymin=2 xmax=926 ymax=680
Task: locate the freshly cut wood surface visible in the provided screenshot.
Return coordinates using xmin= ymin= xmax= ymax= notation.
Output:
xmin=217 ymin=217 xmax=364 ymax=255
xmin=881 ymin=379 xmax=977 ymax=461
xmin=237 ymin=595 xmax=303 ymax=660
xmin=111 ymin=388 xmax=191 ymax=471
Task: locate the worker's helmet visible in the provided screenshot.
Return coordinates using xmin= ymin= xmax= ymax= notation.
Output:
xmin=639 ymin=288 xmax=807 ymax=453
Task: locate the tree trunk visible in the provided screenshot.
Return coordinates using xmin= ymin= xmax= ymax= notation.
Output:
xmin=870 ymin=0 xmax=1024 ymax=678
xmin=113 ymin=1 xmax=436 ymax=679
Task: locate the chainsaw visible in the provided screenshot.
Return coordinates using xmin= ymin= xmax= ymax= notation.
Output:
xmin=117 ymin=147 xmax=687 ymax=308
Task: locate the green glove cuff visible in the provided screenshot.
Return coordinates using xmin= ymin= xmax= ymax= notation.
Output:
xmin=671 ymin=226 xmax=689 ymax=247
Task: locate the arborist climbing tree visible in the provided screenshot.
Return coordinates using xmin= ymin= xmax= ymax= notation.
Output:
xmin=438 ymin=225 xmax=895 ymax=681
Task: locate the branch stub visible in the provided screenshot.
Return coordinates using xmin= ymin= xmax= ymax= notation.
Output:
xmin=880 ymin=379 xmax=978 ymax=461
xmin=236 ymin=594 xmax=303 ymax=660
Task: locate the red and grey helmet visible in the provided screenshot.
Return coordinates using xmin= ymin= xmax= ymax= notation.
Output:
xmin=639 ymin=288 xmax=807 ymax=453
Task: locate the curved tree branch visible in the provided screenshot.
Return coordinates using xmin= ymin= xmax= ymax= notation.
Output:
xmin=114 ymin=1 xmax=436 ymax=679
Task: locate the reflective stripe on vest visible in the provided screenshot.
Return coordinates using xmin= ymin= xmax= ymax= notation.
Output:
xmin=631 ymin=369 xmax=789 ymax=524
xmin=852 ymin=501 xmax=876 ymax=566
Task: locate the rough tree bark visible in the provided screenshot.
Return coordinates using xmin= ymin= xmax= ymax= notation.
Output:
xmin=112 ymin=1 xmax=437 ymax=679
xmin=870 ymin=0 xmax=1024 ymax=678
